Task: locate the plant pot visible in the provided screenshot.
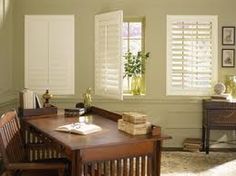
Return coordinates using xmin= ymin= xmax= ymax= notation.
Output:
xmin=131 ymin=75 xmax=142 ymax=95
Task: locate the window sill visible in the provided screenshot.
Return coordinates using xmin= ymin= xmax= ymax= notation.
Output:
xmin=123 ymin=93 xmax=146 ymax=99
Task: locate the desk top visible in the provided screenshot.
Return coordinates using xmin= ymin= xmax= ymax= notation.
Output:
xmin=24 ymin=107 xmax=169 ymax=150
xmin=203 ymin=99 xmax=236 ymax=109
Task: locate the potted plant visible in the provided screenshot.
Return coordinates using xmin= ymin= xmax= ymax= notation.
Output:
xmin=124 ymin=51 xmax=150 ymax=95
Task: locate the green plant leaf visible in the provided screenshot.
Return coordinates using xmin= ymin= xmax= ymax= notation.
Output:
xmin=123 ymin=51 xmax=150 ymax=78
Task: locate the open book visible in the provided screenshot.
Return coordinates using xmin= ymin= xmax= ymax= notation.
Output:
xmin=55 ymin=123 xmax=102 ymax=135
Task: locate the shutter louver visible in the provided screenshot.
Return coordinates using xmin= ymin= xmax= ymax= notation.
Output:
xmin=167 ymin=16 xmax=218 ymax=95
xmin=95 ymin=11 xmax=123 ymax=100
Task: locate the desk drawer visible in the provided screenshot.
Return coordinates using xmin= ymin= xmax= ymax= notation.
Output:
xmin=208 ymin=110 xmax=236 ymax=125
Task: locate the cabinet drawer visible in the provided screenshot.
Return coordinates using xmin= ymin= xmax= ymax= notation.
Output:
xmin=208 ymin=110 xmax=236 ymax=125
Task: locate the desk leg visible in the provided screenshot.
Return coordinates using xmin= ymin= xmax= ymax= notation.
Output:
xmin=202 ymin=125 xmax=205 ymax=151
xmin=157 ymin=141 xmax=162 ymax=176
xmin=206 ymin=128 xmax=210 ymax=154
xmin=76 ymin=151 xmax=82 ymax=176
xmin=71 ymin=152 xmax=77 ymax=176
xmin=153 ymin=140 xmax=161 ymax=176
xmin=70 ymin=151 xmax=82 ymax=176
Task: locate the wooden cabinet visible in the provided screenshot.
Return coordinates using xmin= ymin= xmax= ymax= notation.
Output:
xmin=202 ymin=99 xmax=236 ymax=154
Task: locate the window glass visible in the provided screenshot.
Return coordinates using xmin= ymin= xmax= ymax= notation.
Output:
xmin=122 ymin=19 xmax=144 ymax=94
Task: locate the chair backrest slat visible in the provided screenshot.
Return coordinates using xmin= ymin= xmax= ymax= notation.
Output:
xmin=0 ymin=111 xmax=25 ymax=165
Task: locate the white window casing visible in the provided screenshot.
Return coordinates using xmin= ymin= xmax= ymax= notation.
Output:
xmin=166 ymin=15 xmax=218 ymax=96
xmin=95 ymin=11 xmax=123 ymax=100
xmin=25 ymin=15 xmax=74 ymax=95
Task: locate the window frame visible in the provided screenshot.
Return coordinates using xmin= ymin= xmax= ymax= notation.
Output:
xmin=166 ymin=15 xmax=218 ymax=96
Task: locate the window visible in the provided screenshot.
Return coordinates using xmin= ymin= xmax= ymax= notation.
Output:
xmin=122 ymin=18 xmax=145 ymax=94
xmin=166 ymin=15 xmax=218 ymax=96
xmin=94 ymin=11 xmax=146 ymax=100
xmin=25 ymin=15 xmax=74 ymax=95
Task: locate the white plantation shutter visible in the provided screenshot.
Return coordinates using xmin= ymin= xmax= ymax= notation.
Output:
xmin=95 ymin=11 xmax=123 ymax=100
xmin=48 ymin=18 xmax=74 ymax=94
xmin=25 ymin=15 xmax=74 ymax=95
xmin=25 ymin=18 xmax=49 ymax=93
xmin=167 ymin=16 xmax=218 ymax=96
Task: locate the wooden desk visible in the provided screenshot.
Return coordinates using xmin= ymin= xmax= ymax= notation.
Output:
xmin=22 ymin=107 xmax=170 ymax=176
xmin=202 ymin=100 xmax=236 ymax=154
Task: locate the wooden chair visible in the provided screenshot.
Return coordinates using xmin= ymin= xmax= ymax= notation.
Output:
xmin=0 ymin=110 xmax=66 ymax=176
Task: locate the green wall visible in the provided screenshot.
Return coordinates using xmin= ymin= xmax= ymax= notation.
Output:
xmin=0 ymin=0 xmax=12 ymax=95
xmin=0 ymin=0 xmax=16 ymax=113
xmin=8 ymin=0 xmax=236 ymax=147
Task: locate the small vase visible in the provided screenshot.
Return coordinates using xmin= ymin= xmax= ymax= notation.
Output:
xmin=225 ymin=75 xmax=236 ymax=98
xmin=131 ymin=75 xmax=142 ymax=95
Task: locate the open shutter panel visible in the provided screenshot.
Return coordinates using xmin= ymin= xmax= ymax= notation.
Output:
xmin=167 ymin=16 xmax=218 ymax=95
xmin=95 ymin=11 xmax=123 ymax=100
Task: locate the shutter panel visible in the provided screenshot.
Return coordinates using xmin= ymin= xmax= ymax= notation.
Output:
xmin=25 ymin=15 xmax=74 ymax=95
xmin=167 ymin=16 xmax=218 ymax=95
xmin=95 ymin=11 xmax=123 ymax=100
xmin=49 ymin=16 xmax=74 ymax=95
xmin=25 ymin=17 xmax=49 ymax=93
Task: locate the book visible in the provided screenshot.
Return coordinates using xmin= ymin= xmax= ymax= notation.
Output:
xmin=183 ymin=143 xmax=202 ymax=148
xmin=183 ymin=138 xmax=202 ymax=145
xmin=211 ymin=93 xmax=232 ymax=102
xmin=35 ymin=93 xmax=43 ymax=108
xmin=55 ymin=123 xmax=102 ymax=135
xmin=64 ymin=108 xmax=85 ymax=117
xmin=19 ymin=89 xmax=36 ymax=109
xmin=122 ymin=112 xmax=148 ymax=124
xmin=183 ymin=138 xmax=202 ymax=152
xmin=118 ymin=119 xmax=151 ymax=135
xmin=183 ymin=147 xmax=200 ymax=152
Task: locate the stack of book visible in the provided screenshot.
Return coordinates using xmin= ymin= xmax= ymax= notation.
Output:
xmin=64 ymin=108 xmax=85 ymax=117
xmin=19 ymin=89 xmax=42 ymax=109
xmin=118 ymin=112 xmax=151 ymax=135
xmin=183 ymin=138 xmax=202 ymax=152
xmin=211 ymin=93 xmax=232 ymax=102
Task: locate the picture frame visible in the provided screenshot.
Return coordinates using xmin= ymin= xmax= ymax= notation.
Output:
xmin=222 ymin=26 xmax=235 ymax=45
xmin=222 ymin=49 xmax=235 ymax=68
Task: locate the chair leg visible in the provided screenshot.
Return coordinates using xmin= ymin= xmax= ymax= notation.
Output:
xmin=58 ymin=168 xmax=65 ymax=176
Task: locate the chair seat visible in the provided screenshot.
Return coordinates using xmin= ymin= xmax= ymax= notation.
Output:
xmin=34 ymin=157 xmax=70 ymax=175
xmin=34 ymin=158 xmax=69 ymax=164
